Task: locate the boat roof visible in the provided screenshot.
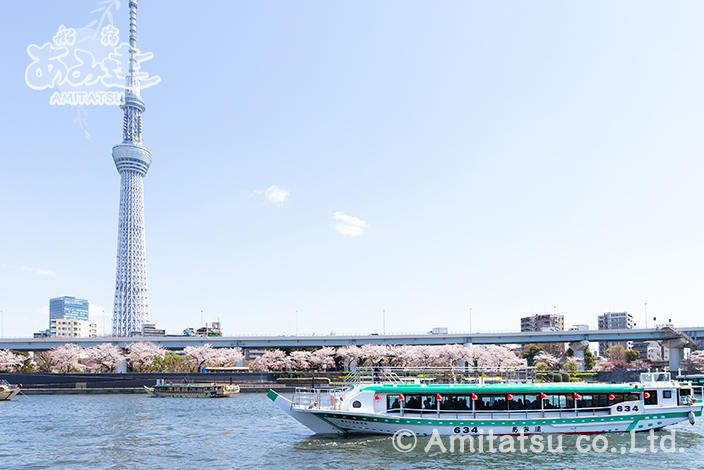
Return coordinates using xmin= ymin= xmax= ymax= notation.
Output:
xmin=359 ymin=382 xmax=645 ymax=394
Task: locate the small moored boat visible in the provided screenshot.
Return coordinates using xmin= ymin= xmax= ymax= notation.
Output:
xmin=144 ymin=380 xmax=239 ymax=398
xmin=269 ymin=368 xmax=703 ymax=436
xmin=0 ymin=380 xmax=20 ymax=401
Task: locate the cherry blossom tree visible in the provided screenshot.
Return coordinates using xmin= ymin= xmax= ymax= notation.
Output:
xmin=85 ymin=343 xmax=125 ymax=373
xmin=357 ymin=344 xmax=390 ymax=366
xmin=477 ymin=345 xmax=527 ymax=368
xmin=461 ymin=345 xmax=483 ymax=367
xmin=336 ymin=346 xmax=362 ymax=370
xmin=435 ymin=344 xmax=468 ymax=366
xmin=595 ymin=359 xmax=629 ymax=371
xmin=183 ymin=344 xmax=220 ymax=371
xmin=126 ymin=342 xmax=166 ymax=372
xmin=689 ymin=350 xmax=704 ymax=371
xmin=533 ymin=351 xmax=560 ymax=370
xmin=629 ymin=359 xmax=653 ymax=371
xmin=48 ymin=344 xmax=87 ymax=373
xmin=215 ymin=347 xmax=244 ymax=367
xmin=309 ymin=347 xmax=336 ymax=371
xmin=288 ymin=351 xmax=312 ymax=371
xmin=250 ymin=349 xmax=288 ymax=371
xmin=34 ymin=351 xmax=53 ymax=372
xmin=0 ymin=350 xmax=24 ymax=372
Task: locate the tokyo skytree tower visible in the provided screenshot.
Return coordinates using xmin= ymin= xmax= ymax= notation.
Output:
xmin=112 ymin=0 xmax=152 ymax=336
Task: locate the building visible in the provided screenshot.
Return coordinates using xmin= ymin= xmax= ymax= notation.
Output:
xmin=112 ymin=1 xmax=152 ymax=336
xmin=598 ymin=312 xmax=634 ymax=357
xmin=521 ymin=314 xmax=565 ymax=332
xmin=139 ymin=322 xmax=166 ymax=337
xmin=632 ymin=341 xmax=664 ymax=362
xmin=569 ymin=324 xmax=589 ymax=331
xmin=50 ymin=319 xmax=98 ymax=338
xmin=520 ymin=314 xmax=565 ymax=355
xmin=49 ymin=296 xmax=89 ymax=327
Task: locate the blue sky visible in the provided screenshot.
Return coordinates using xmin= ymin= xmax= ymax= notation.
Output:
xmin=1 ymin=0 xmax=704 ymax=337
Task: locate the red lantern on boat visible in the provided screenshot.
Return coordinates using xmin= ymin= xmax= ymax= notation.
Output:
xmin=608 ymin=394 xmax=615 ymax=401
xmin=573 ymin=393 xmax=581 ymax=400
xmin=540 ymin=393 xmax=547 ymax=400
xmin=399 ymin=393 xmax=405 ymax=402
xmin=507 ymin=394 xmax=514 ymax=401
xmin=644 ymin=392 xmax=650 ymax=399
xmin=471 ymin=393 xmax=478 ymax=401
xmin=436 ymin=394 xmax=443 ymax=402
xmin=374 ymin=394 xmax=381 ymax=401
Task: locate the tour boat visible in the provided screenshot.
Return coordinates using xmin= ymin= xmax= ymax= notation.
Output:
xmin=268 ymin=369 xmax=702 ymax=436
xmin=144 ymin=380 xmax=239 ymax=398
xmin=0 ymin=380 xmax=20 ymax=401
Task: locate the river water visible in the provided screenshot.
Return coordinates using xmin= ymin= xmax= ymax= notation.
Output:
xmin=2 ymin=393 xmax=704 ymax=469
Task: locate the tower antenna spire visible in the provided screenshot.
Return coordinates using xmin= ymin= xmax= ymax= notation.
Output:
xmin=127 ymin=0 xmax=140 ymax=96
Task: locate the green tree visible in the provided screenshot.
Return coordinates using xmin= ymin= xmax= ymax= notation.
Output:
xmin=563 ymin=361 xmax=579 ymax=374
xmin=16 ymin=351 xmax=35 ymax=373
xmin=605 ymin=344 xmax=626 ymax=362
xmin=624 ymin=349 xmax=640 ymax=363
xmin=583 ymin=348 xmax=595 ymax=370
xmin=522 ymin=345 xmax=544 ymax=366
xmin=534 ymin=362 xmax=548 ymax=372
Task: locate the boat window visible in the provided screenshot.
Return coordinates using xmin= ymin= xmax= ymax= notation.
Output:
xmin=663 ymin=390 xmax=672 ymax=399
xmin=644 ymin=390 xmax=658 ymax=405
xmin=679 ymin=388 xmax=691 ymax=397
xmin=352 ymin=400 xmax=362 ymax=408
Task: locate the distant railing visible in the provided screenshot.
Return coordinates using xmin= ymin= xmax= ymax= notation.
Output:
xmin=342 ymin=366 xmax=536 ymax=385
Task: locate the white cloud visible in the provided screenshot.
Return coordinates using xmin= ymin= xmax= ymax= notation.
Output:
xmin=21 ymin=266 xmax=56 ymax=276
xmin=331 ymin=211 xmax=370 ymax=237
xmin=262 ymin=185 xmax=290 ymax=206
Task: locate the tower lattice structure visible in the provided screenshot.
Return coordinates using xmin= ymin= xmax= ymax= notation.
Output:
xmin=112 ymin=0 xmax=152 ymax=336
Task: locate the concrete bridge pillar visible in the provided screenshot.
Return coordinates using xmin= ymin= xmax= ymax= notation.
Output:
xmin=568 ymin=340 xmax=590 ymax=371
xmin=663 ymin=338 xmax=688 ymax=371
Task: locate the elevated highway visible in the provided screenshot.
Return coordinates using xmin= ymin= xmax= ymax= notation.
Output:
xmin=3 ymin=326 xmax=703 ymax=370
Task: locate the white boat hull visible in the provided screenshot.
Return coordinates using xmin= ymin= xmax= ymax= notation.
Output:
xmin=268 ymin=390 xmax=702 ymax=436
xmin=0 ymin=388 xmax=20 ymax=401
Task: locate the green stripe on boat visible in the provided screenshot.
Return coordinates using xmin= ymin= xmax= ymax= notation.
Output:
xmin=315 ymin=414 xmax=348 ymax=434
xmin=267 ymin=389 xmax=279 ymax=402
